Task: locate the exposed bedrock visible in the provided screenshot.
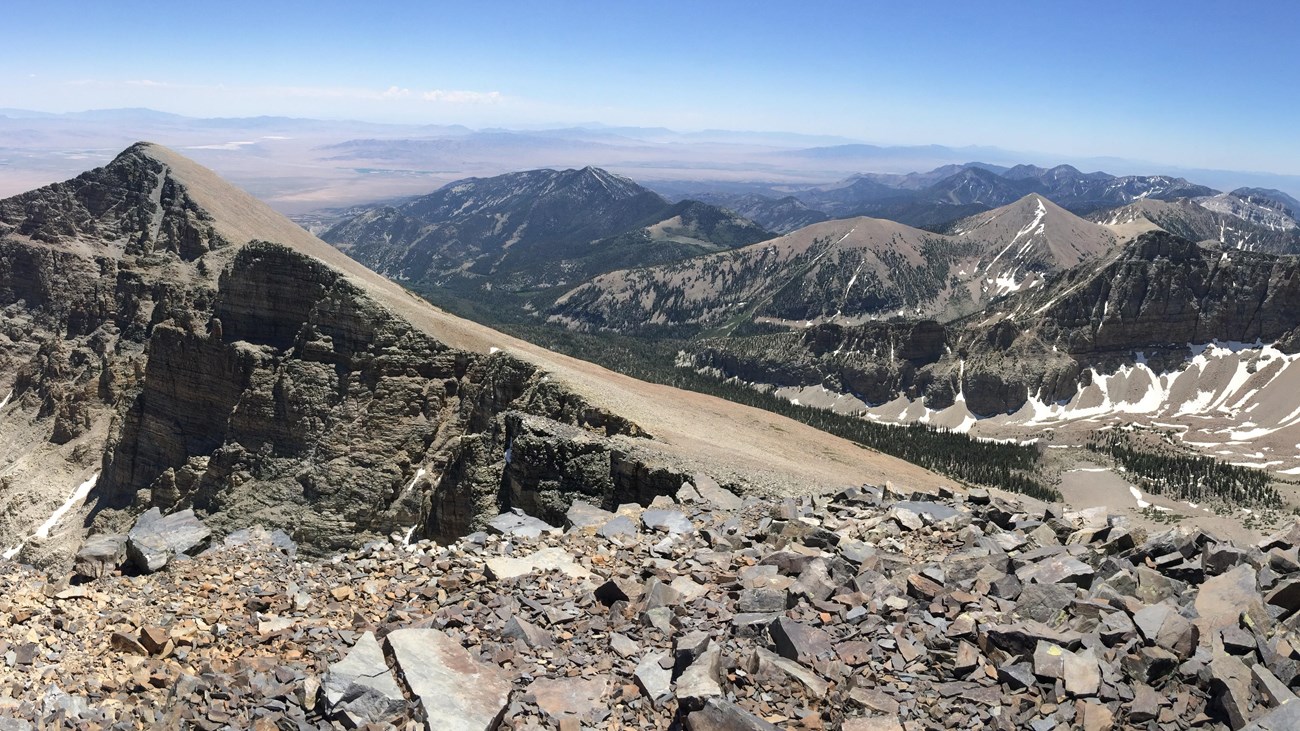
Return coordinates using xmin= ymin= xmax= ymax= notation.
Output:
xmin=95 ymin=242 xmax=670 ymax=555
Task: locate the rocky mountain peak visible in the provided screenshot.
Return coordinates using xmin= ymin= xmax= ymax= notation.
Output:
xmin=0 ymin=141 xmax=227 ymax=259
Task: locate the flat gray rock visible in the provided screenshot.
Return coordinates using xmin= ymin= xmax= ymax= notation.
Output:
xmin=385 ymin=628 xmax=512 ymax=731
xmin=597 ymin=515 xmax=638 ymax=540
xmin=642 ymin=509 xmax=694 ymax=535
xmin=486 ymin=509 xmax=558 ymax=539
xmin=126 ymin=508 xmax=211 ymax=573
xmin=892 ymin=500 xmax=961 ymax=522
xmin=484 ymin=546 xmax=593 ymax=581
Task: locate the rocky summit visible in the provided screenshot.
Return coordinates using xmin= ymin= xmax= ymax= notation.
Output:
xmin=5 ymin=478 xmax=1300 ymax=729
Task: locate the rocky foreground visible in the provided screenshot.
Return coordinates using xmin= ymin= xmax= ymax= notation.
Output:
xmin=3 ymin=479 xmax=1300 ymax=730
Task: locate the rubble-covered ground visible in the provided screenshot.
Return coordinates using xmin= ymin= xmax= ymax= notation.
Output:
xmin=3 ymin=478 xmax=1300 ymax=730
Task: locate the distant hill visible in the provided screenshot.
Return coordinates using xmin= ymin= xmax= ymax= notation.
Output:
xmin=319 ymin=167 xmax=772 ymax=300
xmin=547 ymin=194 xmax=1117 ymax=336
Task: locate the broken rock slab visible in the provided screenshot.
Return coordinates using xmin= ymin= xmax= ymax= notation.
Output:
xmin=683 ymin=473 xmax=744 ymax=511
xmin=322 ymin=631 xmax=406 ymax=726
xmin=686 ymin=698 xmax=781 ymax=731
xmin=676 ymin=645 xmax=723 ymax=711
xmin=484 ymin=546 xmax=593 ymax=581
xmin=385 ymin=628 xmax=512 ymax=731
xmin=565 ymin=500 xmax=616 ymax=533
xmin=126 ymin=508 xmax=211 ymax=573
xmin=528 ymin=675 xmax=610 ymax=723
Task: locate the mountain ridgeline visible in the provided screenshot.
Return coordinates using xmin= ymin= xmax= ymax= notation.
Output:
xmin=548 ymin=195 xmax=1118 ymax=336
xmin=320 ymin=166 xmax=772 ymax=298
xmin=675 ymin=162 xmax=1222 ymax=233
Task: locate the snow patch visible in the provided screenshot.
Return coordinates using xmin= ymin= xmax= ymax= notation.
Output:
xmin=35 ymin=473 xmax=99 ymax=539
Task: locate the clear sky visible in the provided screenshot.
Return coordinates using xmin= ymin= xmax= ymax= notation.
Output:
xmin=4 ymin=0 xmax=1297 ymax=174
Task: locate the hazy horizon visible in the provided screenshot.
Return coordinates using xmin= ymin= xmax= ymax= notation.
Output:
xmin=4 ymin=1 xmax=1299 ymax=177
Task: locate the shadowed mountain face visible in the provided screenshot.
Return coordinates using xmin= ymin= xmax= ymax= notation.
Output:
xmin=319 ymin=167 xmax=772 ymax=295
xmin=0 ymin=144 xmax=944 ymax=569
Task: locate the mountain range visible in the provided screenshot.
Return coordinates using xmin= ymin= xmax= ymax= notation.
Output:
xmin=0 ymin=143 xmax=941 ymax=569
xmin=314 ymin=160 xmax=1300 ymax=482
xmin=669 ymin=163 xmax=1293 ymax=235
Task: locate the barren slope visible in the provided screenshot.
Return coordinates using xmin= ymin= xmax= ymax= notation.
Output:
xmin=143 ymin=144 xmax=941 ymax=490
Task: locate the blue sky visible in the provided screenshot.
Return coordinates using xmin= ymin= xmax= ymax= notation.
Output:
xmin=4 ymin=0 xmax=1298 ymax=173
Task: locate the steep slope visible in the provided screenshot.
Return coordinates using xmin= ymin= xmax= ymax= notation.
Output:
xmin=949 ymin=194 xmax=1119 ymax=297
xmin=320 ymin=167 xmax=771 ymax=294
xmin=1096 ymin=198 xmax=1300 ymax=254
xmin=551 ymin=194 xmax=1117 ymax=335
xmin=0 ymin=144 xmax=948 ymax=567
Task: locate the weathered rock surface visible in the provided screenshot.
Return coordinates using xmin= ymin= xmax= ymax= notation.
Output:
xmin=125 ymin=508 xmax=211 ymax=573
xmin=385 ymin=628 xmax=512 ymax=731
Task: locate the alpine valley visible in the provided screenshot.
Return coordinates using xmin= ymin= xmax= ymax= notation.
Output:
xmin=317 ymin=158 xmax=1300 ymax=516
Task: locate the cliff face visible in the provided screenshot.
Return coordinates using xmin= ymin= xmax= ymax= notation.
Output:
xmin=93 ymin=240 xmax=665 ymax=551
xmin=1023 ymin=232 xmax=1300 ymax=354
xmin=0 ymin=146 xmax=673 ymax=561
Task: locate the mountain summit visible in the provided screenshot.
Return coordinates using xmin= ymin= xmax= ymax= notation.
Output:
xmin=321 ymin=166 xmax=771 ymax=299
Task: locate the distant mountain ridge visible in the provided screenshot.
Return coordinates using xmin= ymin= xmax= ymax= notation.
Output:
xmin=666 ymin=162 xmax=1220 ymax=233
xmin=320 ymin=166 xmax=772 ymax=294
xmin=548 ymin=193 xmax=1118 ymax=335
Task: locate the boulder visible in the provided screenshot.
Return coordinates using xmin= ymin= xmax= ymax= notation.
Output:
xmin=126 ymin=509 xmax=211 ymax=573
